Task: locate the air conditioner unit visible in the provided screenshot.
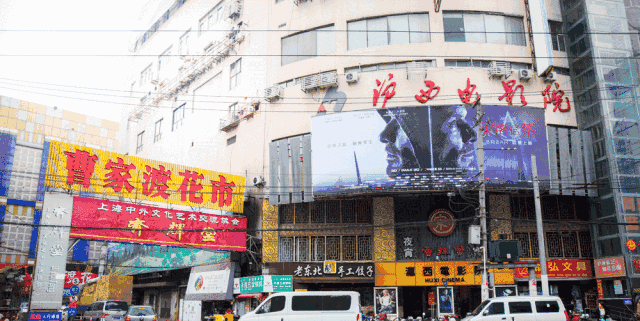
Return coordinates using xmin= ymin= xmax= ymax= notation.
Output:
xmin=228 ymin=1 xmax=240 ymax=19
xmin=544 ymin=71 xmax=558 ymax=83
xmin=264 ymin=86 xmax=283 ymax=101
xmin=518 ymin=69 xmax=533 ymax=81
xmin=253 ymin=175 xmax=265 ymax=187
xmin=345 ymin=71 xmax=359 ymax=83
xmin=488 ymin=61 xmax=511 ymax=78
xmin=301 ymin=71 xmax=339 ymax=92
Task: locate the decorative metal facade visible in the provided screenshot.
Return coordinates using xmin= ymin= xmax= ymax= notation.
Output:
xmin=262 ymin=199 xmax=279 ymax=262
xmin=373 ymin=197 xmax=395 ymax=262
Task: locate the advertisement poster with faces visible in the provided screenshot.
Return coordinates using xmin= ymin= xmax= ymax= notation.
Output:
xmin=311 ymin=105 xmax=548 ymax=195
xmin=374 ymin=287 xmax=398 ymax=317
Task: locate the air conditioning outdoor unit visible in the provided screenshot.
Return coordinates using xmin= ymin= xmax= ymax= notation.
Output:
xmin=345 ymin=71 xmax=359 ymax=83
xmin=228 ymin=1 xmax=241 ymax=19
xmin=301 ymin=71 xmax=339 ymax=92
xmin=518 ymin=69 xmax=533 ymax=81
xmin=253 ymin=176 xmax=265 ymax=187
xmin=264 ymin=86 xmax=283 ymax=101
xmin=488 ymin=61 xmax=511 ymax=78
xmin=544 ymin=71 xmax=558 ymax=83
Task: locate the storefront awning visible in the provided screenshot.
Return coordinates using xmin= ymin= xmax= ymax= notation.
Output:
xmin=236 ymin=293 xmax=261 ymax=299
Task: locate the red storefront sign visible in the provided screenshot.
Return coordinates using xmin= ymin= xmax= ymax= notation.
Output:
xmin=64 ymin=271 xmax=98 ymax=288
xmin=428 ymin=291 xmax=435 ymax=305
xmin=597 ymin=279 xmax=604 ymax=298
xmin=514 ymin=260 xmax=593 ymax=278
xmin=70 ymin=196 xmax=247 ymax=251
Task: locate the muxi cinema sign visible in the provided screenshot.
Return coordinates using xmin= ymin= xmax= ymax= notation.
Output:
xmin=45 ymin=141 xmax=246 ymax=212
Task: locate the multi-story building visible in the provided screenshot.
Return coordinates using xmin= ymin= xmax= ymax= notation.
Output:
xmin=0 ymin=95 xmax=118 ymax=308
xmin=560 ymin=0 xmax=640 ymax=318
xmin=122 ymin=0 xmax=640 ymax=319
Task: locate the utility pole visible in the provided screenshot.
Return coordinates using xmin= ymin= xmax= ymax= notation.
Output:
xmin=532 ymin=155 xmax=549 ymax=296
xmin=475 ymin=100 xmax=489 ymax=301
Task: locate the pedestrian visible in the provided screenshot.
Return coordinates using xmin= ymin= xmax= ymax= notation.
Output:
xmin=598 ymin=302 xmax=605 ymax=321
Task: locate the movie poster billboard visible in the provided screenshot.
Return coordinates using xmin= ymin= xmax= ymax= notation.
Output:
xmin=374 ymin=287 xmax=398 ymax=317
xmin=71 ymin=197 xmax=247 ymax=251
xmin=311 ymin=105 xmax=549 ymax=194
xmin=105 ymin=242 xmax=229 ymax=275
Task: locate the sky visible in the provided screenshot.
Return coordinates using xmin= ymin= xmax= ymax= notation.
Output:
xmin=0 ymin=0 xmax=173 ymax=122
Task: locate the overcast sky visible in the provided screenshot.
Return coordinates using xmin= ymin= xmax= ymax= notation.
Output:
xmin=0 ymin=0 xmax=174 ymax=122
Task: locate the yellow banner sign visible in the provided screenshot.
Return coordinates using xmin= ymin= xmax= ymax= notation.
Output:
xmin=375 ymin=262 xmax=513 ymax=286
xmin=45 ymin=141 xmax=245 ymax=213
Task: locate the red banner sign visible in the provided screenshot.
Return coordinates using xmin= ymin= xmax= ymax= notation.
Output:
xmin=597 ymin=279 xmax=604 ymax=298
xmin=70 ymin=197 xmax=247 ymax=251
xmin=64 ymin=271 xmax=98 ymax=288
xmin=514 ymin=260 xmax=593 ymax=278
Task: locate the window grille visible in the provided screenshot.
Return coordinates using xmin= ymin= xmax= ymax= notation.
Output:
xmin=514 ymin=233 xmax=531 ymax=258
xmin=546 ymin=232 xmax=563 ymax=257
xmin=326 ymin=236 xmax=341 ymax=260
xmin=311 ymin=202 xmax=325 ymax=223
xmin=559 ymin=197 xmax=576 ymax=219
xmin=356 ymin=199 xmax=372 ymax=223
xmin=280 ymin=204 xmax=294 ymax=224
xmin=280 ymin=237 xmax=294 ymax=261
xmin=327 ymin=201 xmax=340 ymax=223
xmin=358 ymin=236 xmax=372 ymax=260
xmin=342 ymin=236 xmax=357 ymax=261
xmin=295 ymin=203 xmax=309 ymax=223
xmin=562 ymin=232 xmax=580 ymax=257
xmin=342 ymin=200 xmax=356 ymax=223
xmin=579 ymin=231 xmax=593 ymax=257
xmin=311 ymin=236 xmax=325 ymax=261
xmin=530 ymin=235 xmax=539 ymax=257
xmin=542 ymin=196 xmax=559 ymax=220
xmin=296 ymin=237 xmax=309 ymax=261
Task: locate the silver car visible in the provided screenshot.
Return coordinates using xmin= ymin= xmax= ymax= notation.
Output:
xmin=125 ymin=306 xmax=156 ymax=321
xmin=83 ymin=301 xmax=129 ymax=321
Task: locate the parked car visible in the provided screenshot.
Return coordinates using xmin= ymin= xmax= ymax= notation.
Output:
xmin=239 ymin=291 xmax=361 ymax=321
xmin=82 ymin=301 xmax=129 ymax=321
xmin=462 ymin=295 xmax=569 ymax=321
xmin=125 ymin=306 xmax=156 ymax=321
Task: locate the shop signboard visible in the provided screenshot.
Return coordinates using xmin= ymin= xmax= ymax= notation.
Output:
xmin=234 ymin=275 xmax=293 ymax=293
xmin=614 ymin=280 xmax=624 ymax=294
xmin=185 ymin=263 xmax=235 ymax=300
xmin=64 ymin=271 xmax=98 ymax=288
xmin=312 ymin=105 xmax=548 ymax=195
xmin=31 ymin=194 xmax=73 ymax=310
xmin=514 ymin=260 xmax=593 ymax=279
xmin=106 ymin=242 xmax=229 ymax=275
xmin=375 ymin=262 xmax=513 ymax=287
xmin=45 ymin=141 xmax=246 ymax=213
xmin=597 ymin=279 xmax=604 ymax=298
xmin=71 ymin=197 xmax=247 ymax=251
xmin=269 ymin=262 xmax=374 ymax=278
xmin=595 ymin=256 xmax=627 ymax=278
xmin=181 ymin=300 xmax=201 ymax=321
xmin=28 ymin=313 xmax=61 ymax=321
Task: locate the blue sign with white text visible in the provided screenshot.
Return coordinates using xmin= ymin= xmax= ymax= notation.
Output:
xmin=29 ymin=313 xmax=61 ymax=321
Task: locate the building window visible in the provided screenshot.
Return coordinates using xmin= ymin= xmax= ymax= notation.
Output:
xmin=172 ymin=104 xmax=185 ymax=131
xmin=140 ymin=65 xmax=153 ymax=86
xmin=279 ymin=235 xmax=373 ymax=262
xmin=179 ymin=30 xmax=190 ymax=55
xmin=158 ymin=46 xmax=172 ymax=72
xmin=514 ymin=231 xmax=593 ymax=259
xmin=443 ymin=12 xmax=525 ymax=46
xmin=154 ymin=119 xmax=162 ymax=142
xmin=347 ymin=14 xmax=430 ymax=51
xmin=230 ymin=58 xmax=241 ymax=89
xmin=199 ymin=2 xmax=226 ymax=36
xmin=280 ymin=199 xmax=372 ymax=224
xmin=281 ymin=25 xmax=336 ymax=65
xmin=136 ymin=131 xmax=144 ymax=153
xmin=549 ymin=21 xmax=565 ymax=51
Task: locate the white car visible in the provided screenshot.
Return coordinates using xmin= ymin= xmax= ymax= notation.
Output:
xmin=463 ymin=295 xmax=569 ymax=321
xmin=239 ymin=291 xmax=361 ymax=321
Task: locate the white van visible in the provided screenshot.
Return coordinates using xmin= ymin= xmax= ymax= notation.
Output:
xmin=239 ymin=291 xmax=361 ymax=321
xmin=462 ymin=295 xmax=569 ymax=321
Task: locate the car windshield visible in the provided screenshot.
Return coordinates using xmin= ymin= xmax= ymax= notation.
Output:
xmin=470 ymin=301 xmax=490 ymax=316
xmin=128 ymin=307 xmax=155 ymax=316
xmin=105 ymin=302 xmax=129 ymax=311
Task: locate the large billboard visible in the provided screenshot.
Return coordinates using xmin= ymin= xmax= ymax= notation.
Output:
xmin=105 ymin=242 xmax=230 ymax=275
xmin=312 ymin=105 xmax=549 ymax=194
xmin=71 ymin=197 xmax=247 ymax=251
xmin=45 ymin=141 xmax=245 ymax=213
